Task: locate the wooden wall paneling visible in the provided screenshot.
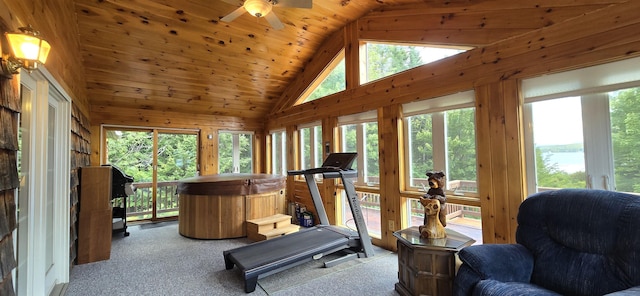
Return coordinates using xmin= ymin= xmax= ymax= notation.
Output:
xmin=91 ymin=106 xmax=265 ymax=130
xmin=369 ymin=0 xmax=625 ymax=16
xmin=0 ymin=0 xmax=89 ymax=114
xmin=89 ymin=125 xmax=100 ymax=166
xmin=377 ymin=104 xmax=403 ymax=250
xmin=200 ymin=127 xmax=216 ymax=175
xmin=291 ymin=182 xmax=314 ymax=222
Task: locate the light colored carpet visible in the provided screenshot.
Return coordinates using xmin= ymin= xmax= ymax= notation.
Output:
xmin=65 ymin=221 xmax=400 ymax=296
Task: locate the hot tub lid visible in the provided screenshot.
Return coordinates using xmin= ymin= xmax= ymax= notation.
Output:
xmin=177 ymin=173 xmax=286 ymax=196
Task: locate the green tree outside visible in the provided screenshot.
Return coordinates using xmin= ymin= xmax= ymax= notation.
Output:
xmin=610 ymin=87 xmax=640 ymax=193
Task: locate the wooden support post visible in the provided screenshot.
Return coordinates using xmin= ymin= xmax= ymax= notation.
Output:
xmin=475 ymin=79 xmax=527 ymax=244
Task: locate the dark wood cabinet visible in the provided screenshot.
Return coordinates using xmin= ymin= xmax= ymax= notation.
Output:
xmin=394 ymin=227 xmax=475 ymax=296
xmin=77 ymin=166 xmax=112 ymax=264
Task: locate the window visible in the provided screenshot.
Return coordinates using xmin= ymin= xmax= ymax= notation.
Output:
xmin=303 ymin=58 xmax=345 ymax=103
xmin=523 ymin=56 xmax=640 ymax=195
xmin=270 ymin=130 xmax=287 ymax=175
xmin=403 ymin=91 xmax=480 ymax=237
xmin=337 ymin=111 xmax=380 ymax=237
xmin=299 ymin=52 xmax=346 ymax=104
xmin=219 ymin=131 xmax=253 ymax=173
xmin=105 ymin=127 xmax=199 ymax=220
xmin=338 ymin=111 xmax=379 ymax=186
xmin=298 ymin=123 xmax=323 ymax=171
xmin=362 ymin=42 xmax=468 ymax=84
xmin=403 ymin=91 xmax=478 ymax=194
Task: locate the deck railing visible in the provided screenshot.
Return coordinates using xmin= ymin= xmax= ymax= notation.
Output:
xmin=117 ymin=181 xmax=180 ymax=220
xmin=357 ymin=191 xmax=481 ymax=222
xmin=123 ymin=180 xmax=481 ymax=222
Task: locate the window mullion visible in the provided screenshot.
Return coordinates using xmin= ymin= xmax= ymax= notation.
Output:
xmin=522 ymin=104 xmax=538 ymax=195
xmin=232 ymin=134 xmax=240 ymax=173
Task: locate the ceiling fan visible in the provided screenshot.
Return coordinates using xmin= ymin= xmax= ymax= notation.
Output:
xmin=220 ymin=0 xmax=313 ymax=30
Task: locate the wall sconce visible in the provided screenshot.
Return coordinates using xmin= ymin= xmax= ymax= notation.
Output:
xmin=244 ymin=0 xmax=273 ymax=18
xmin=1 ymin=25 xmax=51 ymax=77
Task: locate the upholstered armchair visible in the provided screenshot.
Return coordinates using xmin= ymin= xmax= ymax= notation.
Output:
xmin=454 ymin=189 xmax=640 ymax=296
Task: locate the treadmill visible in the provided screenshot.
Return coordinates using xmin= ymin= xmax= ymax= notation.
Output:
xmin=223 ymin=152 xmax=375 ymax=293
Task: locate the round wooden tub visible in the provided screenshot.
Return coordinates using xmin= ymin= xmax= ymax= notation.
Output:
xmin=177 ymin=173 xmax=286 ymax=239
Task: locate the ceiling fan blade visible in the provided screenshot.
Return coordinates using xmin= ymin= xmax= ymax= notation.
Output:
xmin=276 ymin=0 xmax=312 ymax=9
xmin=221 ymin=0 xmax=243 ymax=5
xmin=221 ymin=6 xmax=247 ymax=22
xmin=264 ymin=12 xmax=284 ymax=30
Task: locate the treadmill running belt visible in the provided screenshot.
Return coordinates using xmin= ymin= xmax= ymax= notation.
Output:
xmin=223 ymin=227 xmax=351 ymax=292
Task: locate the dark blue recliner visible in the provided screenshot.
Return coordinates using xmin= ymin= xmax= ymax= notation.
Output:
xmin=454 ymin=189 xmax=640 ymax=296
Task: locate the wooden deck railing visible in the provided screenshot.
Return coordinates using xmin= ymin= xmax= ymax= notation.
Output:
xmin=118 ymin=181 xmax=180 ymax=220
xmin=122 ymin=181 xmax=480 ymax=222
xmin=357 ymin=191 xmax=481 ymax=222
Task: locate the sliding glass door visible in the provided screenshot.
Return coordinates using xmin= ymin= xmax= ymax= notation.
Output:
xmin=105 ymin=127 xmax=198 ymax=221
xmin=156 ymin=132 xmax=198 ymax=218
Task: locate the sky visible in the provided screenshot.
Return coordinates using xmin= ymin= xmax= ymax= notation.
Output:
xmin=531 ymin=96 xmax=584 ymax=146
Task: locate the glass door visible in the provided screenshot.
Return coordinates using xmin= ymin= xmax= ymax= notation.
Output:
xmin=105 ymin=128 xmax=198 ymax=221
xmin=106 ymin=129 xmax=154 ymax=220
xmin=156 ymin=131 xmax=198 ymax=218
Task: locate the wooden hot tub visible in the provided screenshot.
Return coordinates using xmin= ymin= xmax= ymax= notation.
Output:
xmin=177 ymin=173 xmax=286 ymax=239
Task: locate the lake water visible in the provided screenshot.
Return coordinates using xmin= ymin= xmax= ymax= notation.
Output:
xmin=544 ymin=151 xmax=585 ymax=173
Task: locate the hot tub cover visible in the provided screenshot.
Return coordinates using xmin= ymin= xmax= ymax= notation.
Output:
xmin=177 ymin=173 xmax=286 ymax=196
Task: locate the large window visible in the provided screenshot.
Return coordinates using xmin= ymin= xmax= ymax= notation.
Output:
xmin=403 ymin=91 xmax=480 ymax=240
xmin=337 ymin=111 xmax=381 ymax=237
xmin=303 ymin=58 xmax=346 ymax=103
xmin=299 ymin=44 xmax=468 ymax=104
xmin=403 ymin=91 xmax=478 ymax=194
xmin=523 ymin=57 xmax=640 ymax=194
xmin=362 ymin=43 xmax=468 ymax=84
xmin=219 ymin=131 xmax=253 ymax=173
xmin=270 ymin=130 xmax=287 ymax=175
xmin=338 ymin=111 xmax=379 ymax=186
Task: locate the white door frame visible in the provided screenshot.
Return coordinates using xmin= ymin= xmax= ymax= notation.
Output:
xmin=13 ymin=68 xmax=70 ymax=295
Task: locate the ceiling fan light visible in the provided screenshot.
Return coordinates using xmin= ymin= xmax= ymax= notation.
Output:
xmin=244 ymin=0 xmax=272 ymax=18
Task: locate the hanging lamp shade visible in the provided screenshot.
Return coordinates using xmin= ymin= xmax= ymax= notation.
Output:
xmin=244 ymin=0 xmax=272 ymax=18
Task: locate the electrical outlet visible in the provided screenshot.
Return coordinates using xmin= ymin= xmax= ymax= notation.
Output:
xmin=388 ymin=220 xmax=395 ymax=231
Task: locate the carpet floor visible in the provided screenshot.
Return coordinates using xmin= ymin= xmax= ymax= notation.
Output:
xmin=65 ymin=221 xmax=400 ymax=296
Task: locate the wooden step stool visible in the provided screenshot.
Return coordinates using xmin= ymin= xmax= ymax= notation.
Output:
xmin=246 ymin=214 xmax=300 ymax=241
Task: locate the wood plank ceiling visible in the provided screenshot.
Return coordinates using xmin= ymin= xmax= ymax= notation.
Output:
xmin=73 ymin=0 xmax=619 ymax=121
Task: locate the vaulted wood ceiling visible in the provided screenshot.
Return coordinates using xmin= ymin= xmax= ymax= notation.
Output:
xmin=73 ymin=0 xmax=619 ymax=121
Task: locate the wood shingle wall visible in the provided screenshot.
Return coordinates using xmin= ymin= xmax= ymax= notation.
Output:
xmin=70 ymin=103 xmax=92 ymax=265
xmin=0 ymin=73 xmax=20 ymax=296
